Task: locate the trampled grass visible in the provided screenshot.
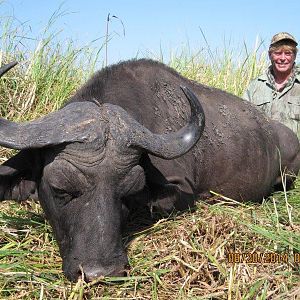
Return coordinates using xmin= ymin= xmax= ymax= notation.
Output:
xmin=0 ymin=13 xmax=299 ymax=300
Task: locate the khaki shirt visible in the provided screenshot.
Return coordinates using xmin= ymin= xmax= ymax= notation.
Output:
xmin=243 ymin=67 xmax=300 ymax=138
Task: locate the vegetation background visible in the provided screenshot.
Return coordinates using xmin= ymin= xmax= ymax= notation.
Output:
xmin=0 ymin=12 xmax=299 ymax=300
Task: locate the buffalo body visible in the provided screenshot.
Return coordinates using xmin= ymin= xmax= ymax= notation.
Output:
xmin=0 ymin=59 xmax=299 ymax=281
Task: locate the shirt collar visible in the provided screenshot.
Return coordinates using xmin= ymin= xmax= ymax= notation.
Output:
xmin=295 ymin=66 xmax=300 ymax=82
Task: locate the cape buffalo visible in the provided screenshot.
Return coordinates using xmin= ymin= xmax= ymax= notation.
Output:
xmin=0 ymin=59 xmax=299 ymax=282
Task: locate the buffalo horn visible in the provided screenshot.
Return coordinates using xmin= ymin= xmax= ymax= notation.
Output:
xmin=0 ymin=62 xmax=18 ymax=77
xmin=0 ymin=61 xmax=106 ymax=149
xmin=0 ymin=102 xmax=108 ymax=149
xmin=123 ymin=86 xmax=205 ymax=159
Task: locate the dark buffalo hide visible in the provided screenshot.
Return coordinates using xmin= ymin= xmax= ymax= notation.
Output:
xmin=0 ymin=59 xmax=299 ymax=282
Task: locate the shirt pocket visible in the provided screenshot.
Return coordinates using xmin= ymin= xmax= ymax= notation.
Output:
xmin=287 ymin=97 xmax=300 ymax=121
xmin=256 ymin=100 xmax=271 ymax=114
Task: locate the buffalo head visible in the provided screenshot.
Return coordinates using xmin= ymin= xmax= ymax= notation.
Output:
xmin=0 ymin=62 xmax=205 ymax=281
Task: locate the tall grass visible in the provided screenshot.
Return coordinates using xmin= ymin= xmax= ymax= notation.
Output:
xmin=166 ymin=40 xmax=267 ymax=97
xmin=0 ymin=12 xmax=102 ymax=122
xmin=0 ymin=12 xmax=299 ymax=300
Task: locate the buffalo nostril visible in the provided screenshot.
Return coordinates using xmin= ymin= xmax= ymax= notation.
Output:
xmin=83 ymin=267 xmax=127 ymax=282
xmin=84 ymin=270 xmax=103 ymax=282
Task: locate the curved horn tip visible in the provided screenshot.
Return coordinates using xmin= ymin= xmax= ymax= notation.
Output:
xmin=129 ymin=84 xmax=205 ymax=160
xmin=0 ymin=61 xmax=18 ymax=77
xmin=180 ymin=86 xmax=198 ymax=102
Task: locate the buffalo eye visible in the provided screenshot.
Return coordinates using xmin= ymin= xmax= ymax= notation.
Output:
xmin=51 ymin=185 xmax=82 ymax=205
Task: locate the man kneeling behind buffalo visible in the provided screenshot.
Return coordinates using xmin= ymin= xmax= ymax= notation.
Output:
xmin=244 ymin=32 xmax=300 ymax=139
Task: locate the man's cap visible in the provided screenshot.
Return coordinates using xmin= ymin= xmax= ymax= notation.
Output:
xmin=270 ymin=32 xmax=298 ymax=47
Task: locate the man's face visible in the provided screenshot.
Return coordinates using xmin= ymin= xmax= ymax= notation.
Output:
xmin=270 ymin=47 xmax=296 ymax=74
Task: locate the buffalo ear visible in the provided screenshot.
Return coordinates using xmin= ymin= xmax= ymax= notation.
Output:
xmin=0 ymin=150 xmax=40 ymax=201
xmin=0 ymin=164 xmax=20 ymax=176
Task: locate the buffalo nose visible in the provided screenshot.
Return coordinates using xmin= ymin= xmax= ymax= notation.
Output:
xmin=83 ymin=267 xmax=127 ymax=282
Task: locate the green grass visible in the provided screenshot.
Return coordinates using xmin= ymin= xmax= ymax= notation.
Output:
xmin=0 ymin=12 xmax=299 ymax=300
